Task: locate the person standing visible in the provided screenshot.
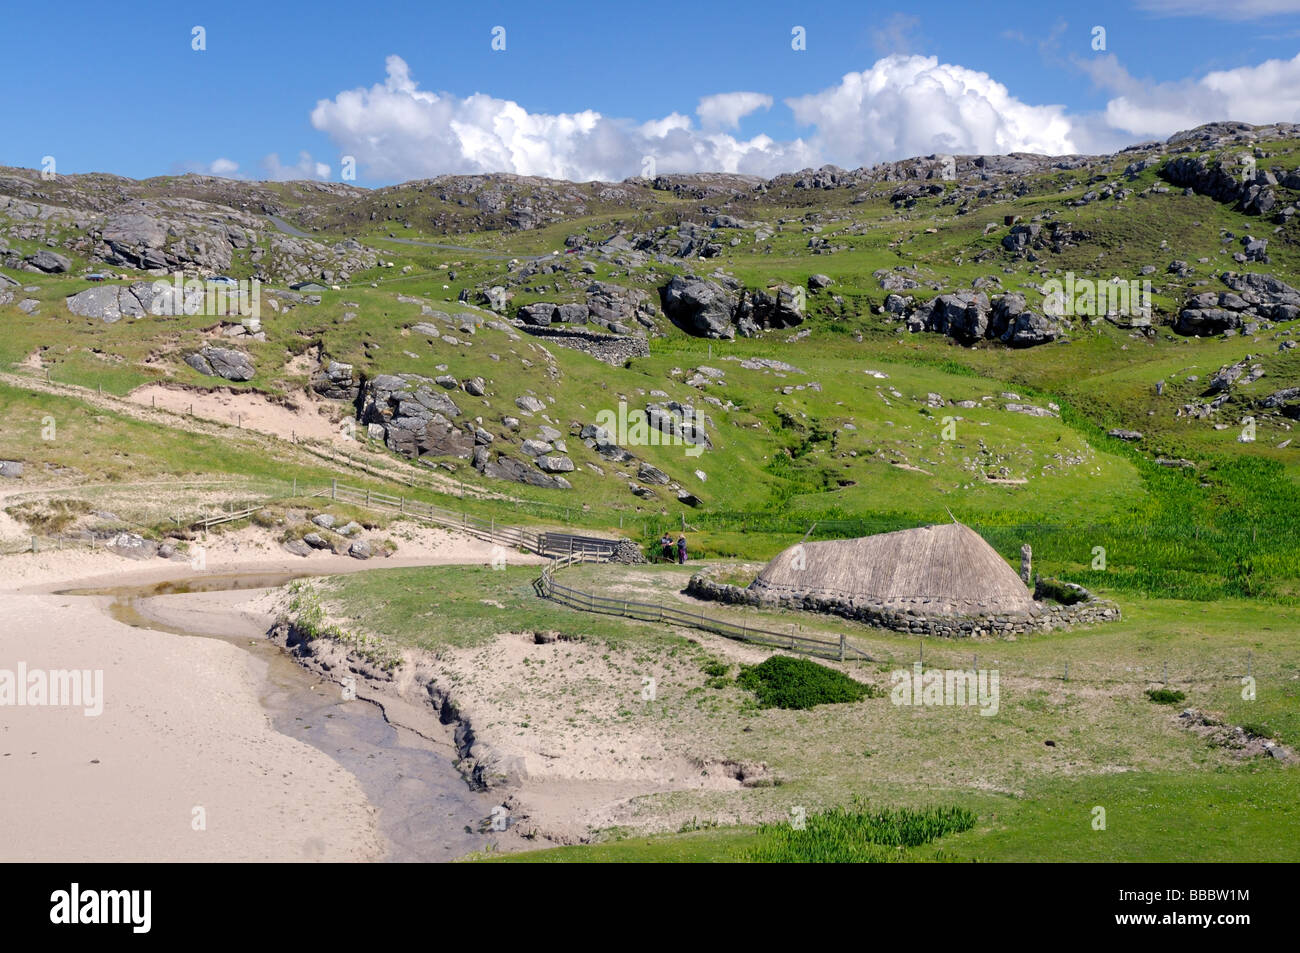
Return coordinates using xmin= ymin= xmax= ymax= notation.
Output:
xmin=660 ymin=533 xmax=674 ymax=563
xmin=676 ymin=534 xmax=688 ymax=565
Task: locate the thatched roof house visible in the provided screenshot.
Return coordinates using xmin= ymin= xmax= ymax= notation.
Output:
xmin=750 ymin=522 xmax=1034 ymax=619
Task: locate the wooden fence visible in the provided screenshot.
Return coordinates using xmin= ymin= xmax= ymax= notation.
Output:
xmin=535 ymin=554 xmax=870 ymax=663
xmin=323 ymin=483 xmax=869 ymax=664
xmin=2 ymin=533 xmax=101 ymax=556
xmin=191 ymin=505 xmax=263 ymax=532
xmin=326 ymin=480 xmax=616 ymax=559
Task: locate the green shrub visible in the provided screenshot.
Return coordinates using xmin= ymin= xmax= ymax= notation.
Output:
xmin=700 ymin=658 xmax=730 ymax=678
xmin=1034 ymin=577 xmax=1086 ymax=606
xmin=748 ymin=801 xmax=977 ymax=863
xmin=1145 ymin=688 xmax=1186 ymax=705
xmin=737 ymin=655 xmax=879 ymax=710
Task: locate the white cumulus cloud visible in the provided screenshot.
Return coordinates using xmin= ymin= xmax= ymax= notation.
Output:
xmin=787 ymin=55 xmax=1078 ymax=162
xmin=1079 ymin=52 xmax=1300 ymax=139
xmin=1137 ymin=0 xmax=1300 ymax=19
xmin=301 ymin=51 xmax=1300 ymax=184
xmin=310 ymin=55 xmax=805 ymax=181
xmin=261 ymin=151 xmax=331 ymax=181
xmin=696 ymin=92 xmax=774 ymax=130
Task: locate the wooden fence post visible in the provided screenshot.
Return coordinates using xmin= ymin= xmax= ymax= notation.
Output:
xmin=839 ymin=634 xmax=846 ymax=663
xmin=331 ymin=479 xmax=337 ymax=501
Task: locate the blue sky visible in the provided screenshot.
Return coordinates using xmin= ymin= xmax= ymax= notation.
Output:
xmin=2 ymin=0 xmax=1299 ymax=185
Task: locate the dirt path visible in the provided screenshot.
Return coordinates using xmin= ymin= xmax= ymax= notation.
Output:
xmin=0 ymin=370 xmax=535 ymax=502
xmin=125 ymin=382 xmax=347 ymax=444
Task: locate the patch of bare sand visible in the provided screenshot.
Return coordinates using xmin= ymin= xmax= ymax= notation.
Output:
xmin=125 ymin=383 xmax=346 ymax=443
xmin=0 ymin=592 xmax=385 ymax=862
xmin=0 ymin=521 xmax=545 ymax=594
xmin=367 ymin=629 xmax=777 ymax=845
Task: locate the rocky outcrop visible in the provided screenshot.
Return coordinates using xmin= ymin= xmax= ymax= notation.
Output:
xmin=1174 ymin=272 xmax=1300 ymax=336
xmin=475 ymin=451 xmax=572 ymax=489
xmin=1160 ymin=154 xmax=1286 ymax=216
xmin=25 ymin=250 xmax=70 ymax=273
xmin=65 ymin=280 xmax=207 ymax=322
xmin=660 ymin=275 xmax=737 ymax=338
xmin=185 ymin=345 xmax=254 ymax=381
xmin=659 ymin=275 xmax=805 ymax=339
xmin=312 ymin=360 xmax=358 ymax=400
xmin=900 ymin=290 xmax=1063 ymax=348
xmin=359 ymin=373 xmax=474 ymax=462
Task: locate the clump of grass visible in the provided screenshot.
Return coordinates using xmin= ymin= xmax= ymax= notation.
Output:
xmin=700 ymin=658 xmax=730 ymax=678
xmin=281 ymin=580 xmax=402 ymax=672
xmin=6 ymin=498 xmax=93 ymax=534
xmin=748 ymin=801 xmax=977 ymax=863
xmin=1034 ymin=577 xmax=1086 ymax=606
xmin=1145 ymin=687 xmax=1186 ymax=705
xmin=699 ymin=657 xmax=732 ymax=690
xmin=251 ymin=508 xmax=280 ymax=529
xmin=737 ymin=655 xmax=879 ymax=710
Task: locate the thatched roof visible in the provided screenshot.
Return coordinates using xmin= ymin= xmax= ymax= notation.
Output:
xmin=751 ymin=522 xmax=1033 ymax=617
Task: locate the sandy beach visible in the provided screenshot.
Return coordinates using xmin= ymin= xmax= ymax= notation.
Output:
xmin=0 ymin=523 xmax=539 ymax=862
xmin=0 ymin=590 xmax=386 ymax=861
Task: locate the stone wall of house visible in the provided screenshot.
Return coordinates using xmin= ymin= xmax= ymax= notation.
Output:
xmin=685 ymin=567 xmax=1120 ymax=637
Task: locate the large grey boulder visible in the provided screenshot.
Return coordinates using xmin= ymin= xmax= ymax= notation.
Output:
xmin=555 ymin=302 xmax=590 ymax=324
xmin=65 ymin=281 xmax=201 ymax=322
xmin=637 ymin=462 xmax=671 ymax=485
xmin=1000 ymin=223 xmax=1041 ymax=255
xmin=313 ymin=361 xmax=355 ymax=399
xmin=185 ymin=346 xmax=254 ymax=381
xmin=514 ymin=395 xmax=546 ymax=414
xmin=386 ymin=413 xmax=474 ymax=460
xmin=737 ymin=285 xmax=804 ymax=335
xmin=107 ymin=532 xmax=159 ymax=560
xmin=102 ymin=212 xmax=168 ymax=253
xmin=926 ymin=292 xmax=990 ymax=343
xmin=0 ymin=460 xmax=22 ymax=478
xmin=537 ymin=454 xmax=575 ymax=473
xmin=660 ymin=275 xmax=737 ymax=339
xmin=65 ymin=285 xmax=143 ymax=323
xmin=478 ymin=453 xmax=572 ymax=489
xmin=1174 ymin=272 xmax=1300 ymax=335
xmin=1175 ymin=307 xmax=1241 ymax=336
xmin=1001 ymin=310 xmax=1061 ymax=348
xmin=518 ymin=302 xmax=556 ymax=326
xmin=26 ymin=250 xmax=71 ymax=273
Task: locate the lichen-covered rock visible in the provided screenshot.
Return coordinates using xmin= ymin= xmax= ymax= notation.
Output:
xmin=185 ymin=345 xmax=254 ymax=381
